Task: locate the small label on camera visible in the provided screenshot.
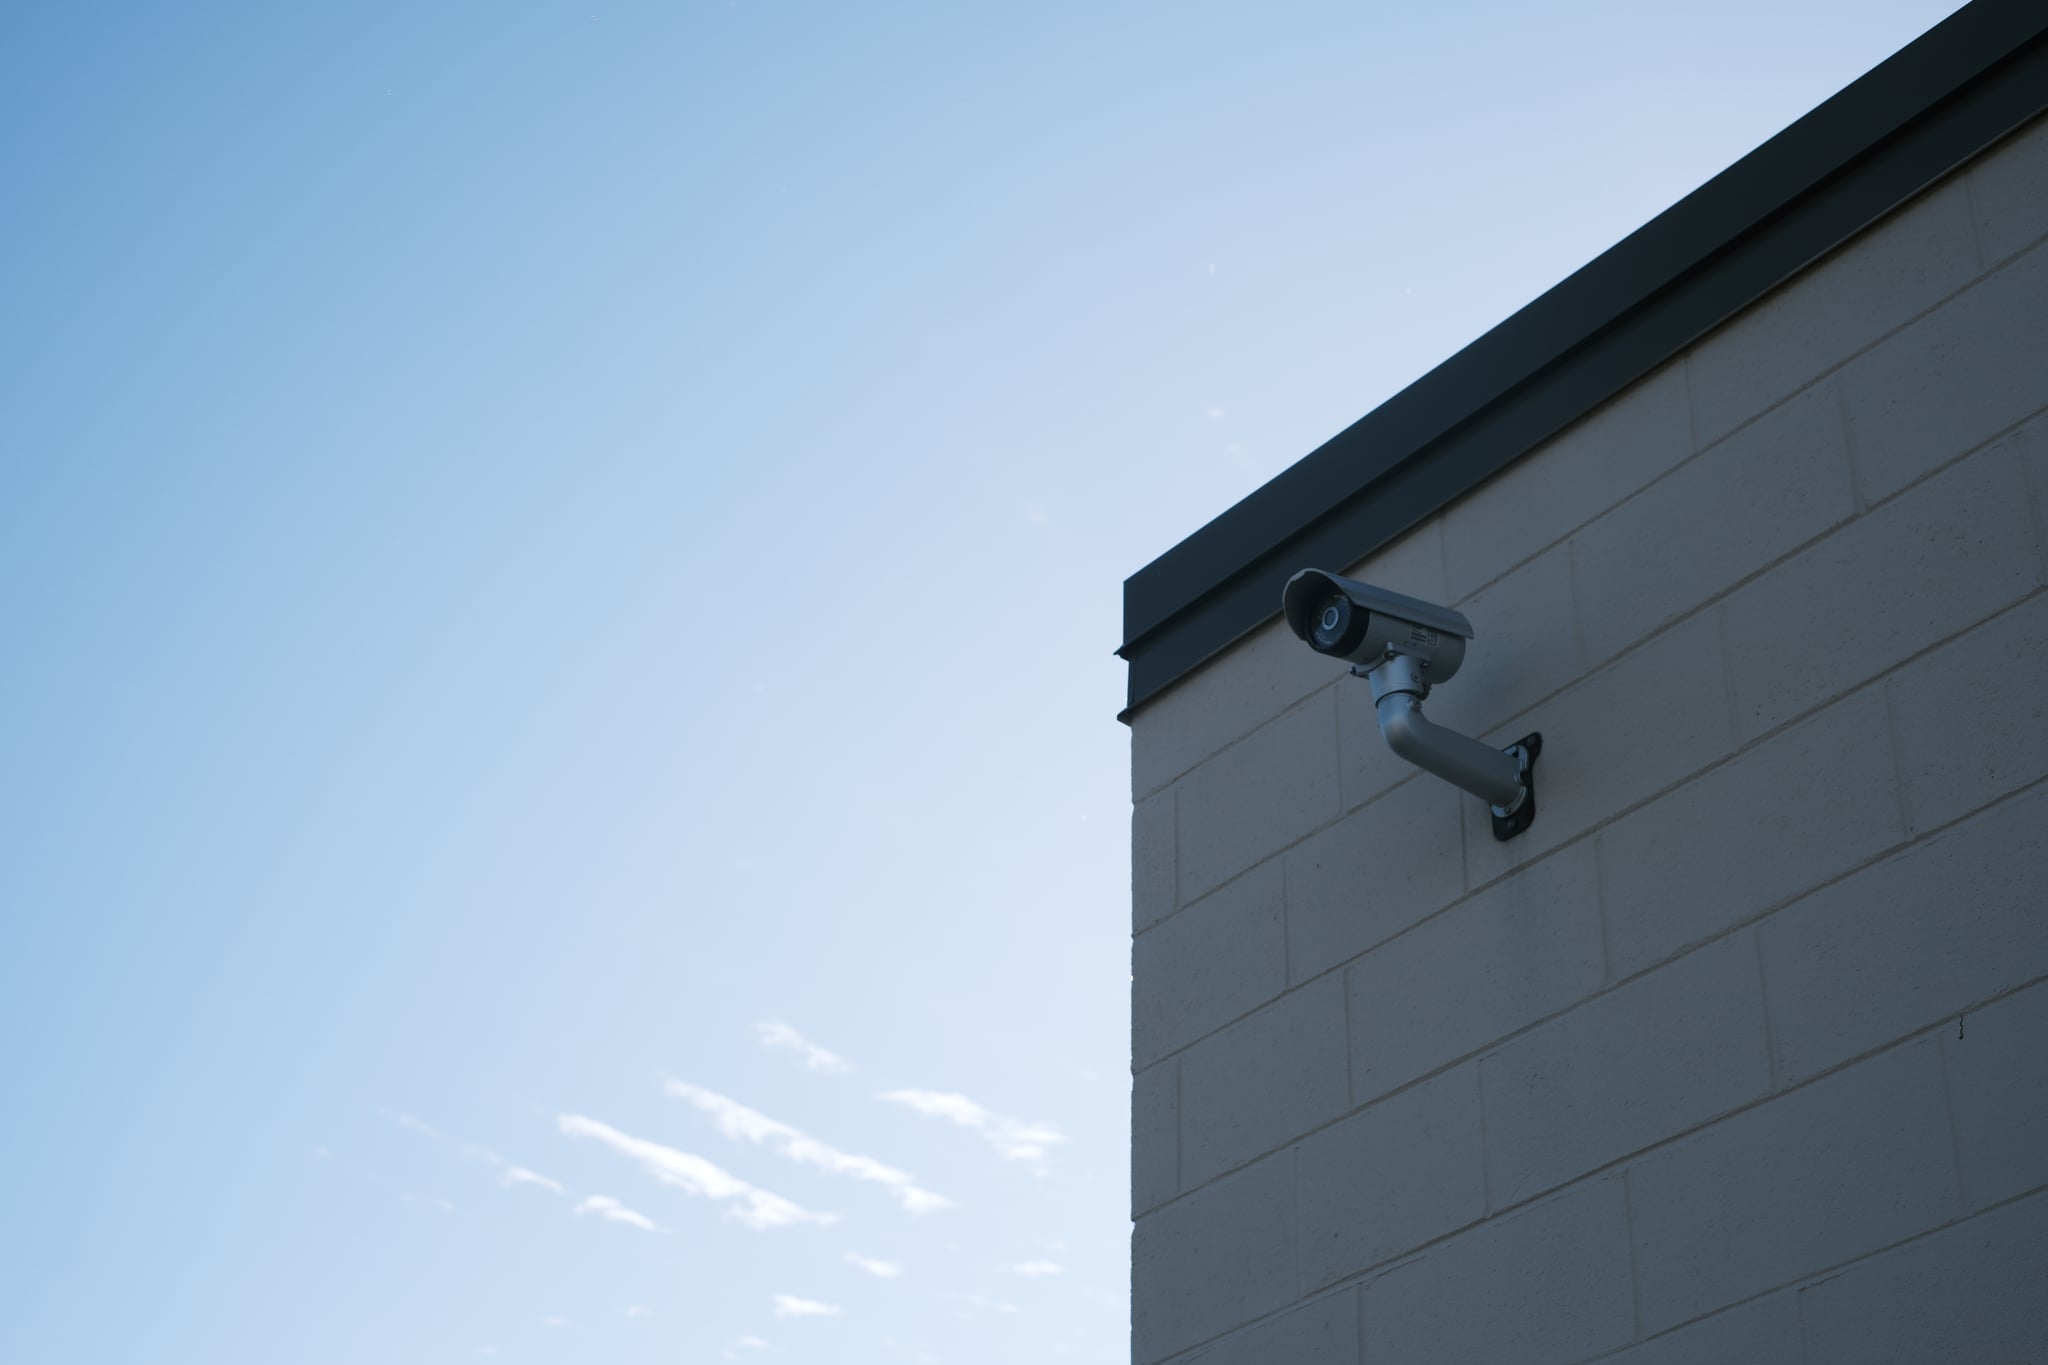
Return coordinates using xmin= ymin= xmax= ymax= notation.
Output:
xmin=1405 ymin=626 xmax=1440 ymax=649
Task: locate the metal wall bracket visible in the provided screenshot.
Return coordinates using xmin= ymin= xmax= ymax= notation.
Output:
xmin=1489 ymin=733 xmax=1542 ymax=842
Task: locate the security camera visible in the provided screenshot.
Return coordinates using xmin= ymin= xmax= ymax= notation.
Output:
xmin=1282 ymin=569 xmax=1541 ymax=841
xmin=1281 ymin=569 xmax=1472 ymax=680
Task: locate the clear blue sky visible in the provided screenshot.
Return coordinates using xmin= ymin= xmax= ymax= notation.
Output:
xmin=0 ymin=3 xmax=1962 ymax=1361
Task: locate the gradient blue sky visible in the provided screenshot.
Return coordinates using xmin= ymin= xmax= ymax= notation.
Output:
xmin=0 ymin=3 xmax=1963 ymax=1362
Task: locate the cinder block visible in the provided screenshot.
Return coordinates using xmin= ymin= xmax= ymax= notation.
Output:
xmin=1689 ymin=178 xmax=1983 ymax=446
xmin=1131 ymin=618 xmax=1338 ymax=801
xmin=1757 ymin=784 xmax=2048 ymax=1087
xmin=1943 ymin=977 xmax=2048 ymax=1210
xmin=1447 ymin=543 xmax=1586 ymax=738
xmin=1626 ymin=1038 xmax=1961 ymax=1333
xmin=2028 ymin=412 xmax=2048 ymax=579
xmin=1891 ymin=583 xmax=2048 ymax=835
xmin=1443 ymin=360 xmax=1694 ymax=602
xmin=1569 ymin=381 xmax=1855 ymax=666
xmin=1133 ymin=787 xmax=1177 ymax=932
xmin=1179 ymin=1288 xmax=1357 ymax=1365
xmin=1133 ymin=862 xmax=1286 ymax=1067
xmin=1339 ymin=516 xmax=1452 ymax=610
xmin=1600 ymin=686 xmax=1906 ymax=979
xmin=1283 ymin=776 xmax=1464 ymax=984
xmin=1297 ymin=1065 xmax=1486 ymax=1288
xmin=1179 ymin=976 xmax=1348 ymax=1187
xmin=1461 ymin=609 xmax=1734 ymax=888
xmin=1840 ymin=238 xmax=2048 ymax=505
xmin=1724 ymin=440 xmax=2040 ymax=742
xmin=1597 ymin=1294 xmax=1802 ymax=1365
xmin=1359 ymin=1177 xmax=1635 ymax=1365
xmin=1482 ymin=933 xmax=1772 ymax=1205
xmin=1133 ymin=1058 xmax=1178 ymax=1217
xmin=1968 ymin=108 xmax=2048 ymax=266
xmin=1798 ymin=1192 xmax=2048 ymax=1365
xmin=1349 ymin=842 xmax=1603 ymax=1104
xmin=1131 ymin=1152 xmax=1297 ymax=1363
xmin=1175 ymin=689 xmax=1339 ymax=904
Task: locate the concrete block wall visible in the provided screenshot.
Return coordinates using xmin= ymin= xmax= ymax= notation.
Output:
xmin=1128 ymin=111 xmax=2048 ymax=1365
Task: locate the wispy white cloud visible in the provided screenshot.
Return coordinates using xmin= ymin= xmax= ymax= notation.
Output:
xmin=625 ymin=1305 xmax=652 ymax=1319
xmin=667 ymin=1080 xmax=950 ymax=1214
xmin=393 ymin=1113 xmax=441 ymax=1139
xmin=773 ymin=1294 xmax=842 ymax=1319
xmin=540 ymin=1316 xmax=569 ymax=1329
xmin=946 ymin=1292 xmax=1020 ymax=1317
xmin=878 ymin=1090 xmax=1068 ymax=1163
xmin=1010 ymin=1260 xmax=1064 ymax=1277
xmin=499 ymin=1165 xmax=566 ymax=1195
xmin=574 ymin=1194 xmax=660 ymax=1232
xmin=734 ymin=1335 xmax=769 ymax=1350
xmin=844 ymin=1251 xmax=903 ymax=1278
xmin=557 ymin=1114 xmax=836 ymax=1231
xmin=755 ymin=1020 xmax=853 ymax=1074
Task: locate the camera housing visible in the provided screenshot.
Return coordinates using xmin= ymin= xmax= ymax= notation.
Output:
xmin=1280 ymin=569 xmax=1472 ymax=681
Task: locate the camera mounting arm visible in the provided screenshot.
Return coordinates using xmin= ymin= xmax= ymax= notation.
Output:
xmin=1362 ymin=654 xmax=1540 ymax=841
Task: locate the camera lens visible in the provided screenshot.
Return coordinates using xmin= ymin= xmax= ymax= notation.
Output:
xmin=1310 ymin=592 xmax=1366 ymax=654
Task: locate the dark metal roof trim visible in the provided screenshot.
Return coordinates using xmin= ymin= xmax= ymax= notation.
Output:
xmin=1118 ymin=0 xmax=2048 ymax=720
